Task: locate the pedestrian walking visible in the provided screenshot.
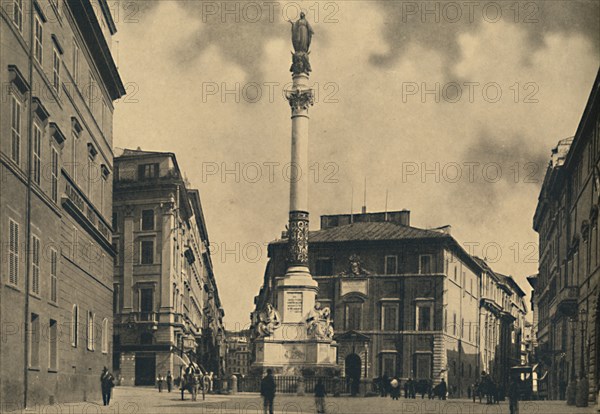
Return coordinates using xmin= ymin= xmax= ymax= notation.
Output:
xmin=315 ymin=378 xmax=327 ymax=413
xmin=404 ymin=379 xmax=409 ymax=398
xmin=438 ymin=378 xmax=447 ymax=400
xmin=508 ymin=375 xmax=521 ymax=414
xmin=157 ymin=374 xmax=164 ymax=392
xmin=100 ymin=367 xmax=115 ymax=406
xmin=166 ymin=371 xmax=173 ymax=392
xmin=380 ymin=373 xmax=389 ymax=397
xmin=390 ymin=377 xmax=400 ymax=400
xmin=260 ymin=369 xmax=276 ymax=414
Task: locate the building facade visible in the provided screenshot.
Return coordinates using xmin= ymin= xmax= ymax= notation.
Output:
xmin=532 ymin=69 xmax=600 ymax=402
xmin=252 ymin=211 xmax=527 ymax=397
xmin=112 ymin=149 xmax=225 ymax=386
xmin=225 ymin=330 xmax=252 ymax=377
xmin=0 ymin=0 xmax=124 ymax=408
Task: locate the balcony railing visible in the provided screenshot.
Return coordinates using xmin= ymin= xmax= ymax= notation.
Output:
xmin=134 ymin=311 xmax=158 ymax=323
xmin=556 ymin=286 xmax=578 ymax=316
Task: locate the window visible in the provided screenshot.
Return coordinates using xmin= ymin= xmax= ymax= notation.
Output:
xmin=381 ymin=303 xmax=398 ymax=331
xmin=384 ymin=255 xmax=398 ymax=275
xmin=72 ymin=39 xmax=79 ymax=83
xmin=49 ymin=319 xmax=58 ymax=370
xmin=87 ymin=311 xmax=95 ymax=351
xmin=416 ymin=354 xmax=432 ymax=379
xmin=112 ymin=212 xmax=119 ymax=231
xmin=88 ymin=72 xmax=96 ymax=111
xmin=29 ymin=313 xmax=40 ymax=367
xmin=416 ymin=303 xmax=433 ymax=331
xmin=345 ymin=302 xmax=362 ymax=330
xmin=141 ymin=240 xmax=154 ymax=264
xmin=53 ymin=47 xmax=61 ymax=91
xmin=11 ymin=95 xmax=21 ymax=165
xmin=453 ymin=312 xmax=457 ymax=335
xmin=101 ymin=318 xmax=109 ymax=354
xmin=12 ymin=0 xmax=23 ymax=31
xmin=141 ymin=209 xmax=155 ymax=231
xmin=138 ymin=163 xmax=159 ymax=180
xmin=51 ymin=147 xmax=59 ymax=202
xmin=140 ymin=288 xmax=153 ymax=313
xmin=50 ymin=249 xmax=58 ymax=303
xmin=87 ymin=155 xmax=94 ymax=200
xmin=71 ymin=304 xmax=78 ymax=347
xmin=71 ymin=126 xmax=80 ymax=181
xmin=31 ymin=236 xmax=40 ymax=295
xmin=113 ymin=285 xmax=120 ymax=314
xmin=315 ymin=257 xmax=333 ymax=275
xmin=419 ymin=255 xmax=432 ymax=274
xmin=9 ymin=219 xmax=19 ymax=285
xmin=100 ymin=176 xmax=106 ymax=212
xmin=381 ymin=354 xmax=396 ymax=377
xmin=34 ymin=15 xmax=43 ymax=64
xmin=33 ymin=124 xmax=42 ymax=185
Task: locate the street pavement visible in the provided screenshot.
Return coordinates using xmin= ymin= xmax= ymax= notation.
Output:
xmin=17 ymin=386 xmax=600 ymax=413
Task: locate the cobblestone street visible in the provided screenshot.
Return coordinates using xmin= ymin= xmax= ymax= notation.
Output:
xmin=15 ymin=386 xmax=600 ymax=414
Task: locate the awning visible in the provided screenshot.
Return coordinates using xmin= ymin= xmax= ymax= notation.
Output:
xmin=173 ymin=353 xmax=190 ymax=367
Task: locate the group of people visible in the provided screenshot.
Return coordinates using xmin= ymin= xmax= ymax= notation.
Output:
xmin=376 ymin=375 xmax=448 ymax=400
xmin=260 ymin=369 xmax=329 ymax=414
xmin=467 ymin=371 xmax=523 ymax=414
xmin=156 ymin=371 xmax=174 ymax=392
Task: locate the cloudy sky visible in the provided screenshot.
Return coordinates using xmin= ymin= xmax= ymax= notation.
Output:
xmin=112 ymin=1 xmax=600 ymax=328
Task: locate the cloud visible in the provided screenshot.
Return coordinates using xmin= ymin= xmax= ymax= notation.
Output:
xmin=113 ymin=1 xmax=599 ymax=327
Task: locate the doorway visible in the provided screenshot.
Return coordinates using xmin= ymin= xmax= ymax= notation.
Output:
xmin=135 ymin=353 xmax=156 ymax=386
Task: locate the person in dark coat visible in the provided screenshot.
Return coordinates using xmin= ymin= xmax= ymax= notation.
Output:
xmin=409 ymin=378 xmax=416 ymax=398
xmin=260 ymin=369 xmax=276 ymax=414
xmin=166 ymin=371 xmax=173 ymax=392
xmin=404 ymin=379 xmax=409 ymax=398
xmin=100 ymin=367 xmax=115 ymax=406
xmin=508 ymin=375 xmax=521 ymax=414
xmin=381 ymin=373 xmax=389 ymax=397
xmin=314 ymin=379 xmax=327 ymax=413
xmin=438 ymin=378 xmax=447 ymax=400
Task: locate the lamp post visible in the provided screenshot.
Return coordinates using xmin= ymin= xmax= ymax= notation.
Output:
xmin=576 ymin=307 xmax=589 ymax=407
xmin=567 ymin=314 xmax=577 ymax=405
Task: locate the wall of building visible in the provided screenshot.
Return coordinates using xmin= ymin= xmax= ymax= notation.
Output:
xmin=0 ymin=0 xmax=122 ymax=408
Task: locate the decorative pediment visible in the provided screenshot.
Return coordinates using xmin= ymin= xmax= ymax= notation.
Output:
xmin=71 ymin=117 xmax=83 ymax=134
xmin=32 ymin=97 xmax=50 ymax=122
xmin=49 ymin=122 xmax=66 ymax=145
xmin=8 ymin=65 xmax=30 ymax=94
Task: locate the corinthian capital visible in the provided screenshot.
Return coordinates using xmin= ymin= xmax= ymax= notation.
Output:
xmin=286 ymin=88 xmax=314 ymax=112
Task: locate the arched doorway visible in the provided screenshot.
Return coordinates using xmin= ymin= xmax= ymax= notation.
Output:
xmin=345 ymin=353 xmax=361 ymax=396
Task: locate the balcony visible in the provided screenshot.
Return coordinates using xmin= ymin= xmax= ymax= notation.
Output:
xmin=556 ymin=286 xmax=578 ymax=316
xmin=118 ymin=312 xmax=158 ymax=328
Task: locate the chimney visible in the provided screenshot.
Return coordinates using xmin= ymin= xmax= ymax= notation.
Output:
xmin=399 ymin=209 xmax=410 ymax=226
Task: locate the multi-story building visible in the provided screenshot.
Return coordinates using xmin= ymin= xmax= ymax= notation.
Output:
xmin=0 ymin=0 xmax=124 ymax=408
xmin=225 ymin=330 xmax=252 ymax=377
xmin=533 ymin=69 xmax=600 ymax=402
xmin=112 ymin=149 xmax=225 ymax=386
xmin=252 ymin=210 xmax=527 ymax=397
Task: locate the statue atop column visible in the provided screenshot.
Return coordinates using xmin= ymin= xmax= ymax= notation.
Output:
xmin=289 ymin=12 xmax=314 ymax=75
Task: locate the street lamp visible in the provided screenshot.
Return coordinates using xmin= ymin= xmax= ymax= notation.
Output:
xmin=567 ymin=314 xmax=577 ymax=406
xmin=576 ymin=307 xmax=589 ymax=407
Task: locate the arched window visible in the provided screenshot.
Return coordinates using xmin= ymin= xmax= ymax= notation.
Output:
xmin=87 ymin=311 xmax=95 ymax=351
xmin=71 ymin=304 xmax=78 ymax=347
xmin=101 ymin=318 xmax=109 ymax=354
